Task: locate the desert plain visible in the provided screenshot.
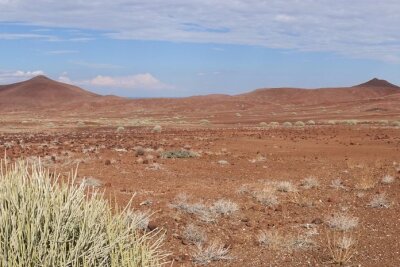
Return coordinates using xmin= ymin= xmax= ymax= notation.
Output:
xmin=0 ymin=76 xmax=399 ymax=266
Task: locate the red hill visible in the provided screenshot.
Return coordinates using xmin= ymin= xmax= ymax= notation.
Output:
xmin=0 ymin=75 xmax=101 ymax=109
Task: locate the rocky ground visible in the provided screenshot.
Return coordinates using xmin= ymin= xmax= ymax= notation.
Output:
xmin=1 ymin=124 xmax=399 ymax=266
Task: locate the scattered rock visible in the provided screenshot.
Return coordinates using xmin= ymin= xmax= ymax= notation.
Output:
xmin=147 ymin=221 xmax=158 ymax=231
xmin=312 ymin=218 xmax=323 ymax=224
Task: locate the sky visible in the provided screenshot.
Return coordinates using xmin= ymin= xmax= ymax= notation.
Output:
xmin=0 ymin=0 xmax=400 ymax=97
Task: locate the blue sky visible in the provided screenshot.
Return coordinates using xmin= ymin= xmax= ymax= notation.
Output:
xmin=1 ymin=1 xmax=400 ymax=97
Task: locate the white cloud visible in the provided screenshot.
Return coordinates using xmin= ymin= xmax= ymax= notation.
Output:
xmin=0 ymin=33 xmax=57 ymax=40
xmin=0 ymin=70 xmax=45 ymax=83
xmin=0 ymin=1 xmax=400 ymax=62
xmin=82 ymin=73 xmax=172 ymax=90
xmin=58 ymin=72 xmax=72 ymax=84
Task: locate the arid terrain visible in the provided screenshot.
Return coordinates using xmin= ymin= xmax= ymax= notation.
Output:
xmin=0 ymin=76 xmax=399 ymax=266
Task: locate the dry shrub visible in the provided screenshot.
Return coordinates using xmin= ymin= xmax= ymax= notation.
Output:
xmin=183 ymin=224 xmax=207 ymax=245
xmin=368 ymin=193 xmax=391 ymax=208
xmin=381 ymin=175 xmax=395 ymax=184
xmin=301 ymin=176 xmax=319 ymax=189
xmin=192 ymin=241 xmax=232 ymax=265
xmin=325 ymin=231 xmax=358 ymax=265
xmin=354 ymin=175 xmax=377 ymax=190
xmin=257 ymin=229 xmax=285 ymax=249
xmin=327 ymin=213 xmax=359 ymax=231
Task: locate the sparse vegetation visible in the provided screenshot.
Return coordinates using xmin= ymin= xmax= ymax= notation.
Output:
xmin=116 ymin=126 xmax=125 ymax=132
xmin=253 ymin=190 xmax=279 ymax=207
xmin=161 ymin=150 xmax=199 ymax=159
xmin=282 ymin=121 xmax=292 ymax=127
xmin=269 ymin=121 xmax=279 ymax=127
xmin=381 ymin=174 xmax=395 ymax=184
xmin=306 ymin=120 xmax=316 ymax=125
xmin=0 ymin=160 xmax=165 ymax=267
xmin=259 ymin=122 xmax=268 ymax=127
xmin=199 ymin=119 xmax=211 ymax=125
xmin=355 ymin=176 xmax=376 ymax=190
xmin=170 ymin=194 xmax=218 ymax=223
xmin=183 ymin=224 xmax=207 ymax=245
xmin=257 ymin=229 xmax=284 ymax=249
xmin=368 ymin=193 xmax=391 ymax=208
xmin=300 ymin=176 xmax=319 ymax=189
xmin=330 ymin=178 xmax=346 ymax=190
xmin=192 ymin=241 xmax=232 ymax=265
xmin=326 ymin=231 xmax=357 ymax=265
xmin=211 ymin=199 xmax=239 ymax=216
xmin=390 ymin=121 xmax=400 ymax=127
xmin=276 ymin=181 xmax=297 ymax=192
xmin=342 ymin=119 xmax=358 ymax=126
xmin=294 ymin=121 xmax=305 ymax=127
xmin=152 ymin=125 xmax=162 ymax=133
xmin=327 ymin=213 xmax=359 ymax=231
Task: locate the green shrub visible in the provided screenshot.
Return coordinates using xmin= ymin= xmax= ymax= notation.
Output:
xmin=0 ymin=160 xmax=166 ymax=267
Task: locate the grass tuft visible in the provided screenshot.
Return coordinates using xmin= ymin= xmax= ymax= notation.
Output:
xmin=0 ymin=159 xmax=166 ymax=267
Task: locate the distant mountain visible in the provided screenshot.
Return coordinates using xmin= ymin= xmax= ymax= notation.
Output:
xmin=0 ymin=75 xmax=101 ymax=110
xmin=0 ymin=76 xmax=399 ymax=116
xmin=237 ymin=78 xmax=400 ymax=106
xmin=355 ymin=78 xmax=400 ymax=88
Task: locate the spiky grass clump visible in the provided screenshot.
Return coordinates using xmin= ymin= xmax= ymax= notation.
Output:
xmin=0 ymin=160 xmax=165 ymax=267
xmin=192 ymin=241 xmax=232 ymax=265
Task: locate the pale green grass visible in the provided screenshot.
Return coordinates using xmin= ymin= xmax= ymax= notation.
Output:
xmin=0 ymin=159 xmax=166 ymax=267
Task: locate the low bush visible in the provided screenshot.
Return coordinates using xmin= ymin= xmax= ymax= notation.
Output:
xmin=0 ymin=160 xmax=165 ymax=267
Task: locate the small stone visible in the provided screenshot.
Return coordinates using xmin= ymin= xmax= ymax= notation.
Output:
xmin=312 ymin=218 xmax=323 ymax=224
xmin=147 ymin=222 xmax=157 ymax=231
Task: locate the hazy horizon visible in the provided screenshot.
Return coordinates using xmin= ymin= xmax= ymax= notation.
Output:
xmin=1 ymin=1 xmax=400 ymax=97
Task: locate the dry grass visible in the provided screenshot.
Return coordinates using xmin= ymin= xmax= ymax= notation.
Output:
xmin=330 ymin=178 xmax=346 ymax=190
xmin=257 ymin=230 xmax=285 ymax=249
xmin=282 ymin=122 xmax=293 ymax=127
xmin=183 ymin=224 xmax=207 ymax=245
xmin=368 ymin=193 xmax=391 ymax=208
xmin=354 ymin=176 xmax=376 ymax=190
xmin=326 ymin=231 xmax=357 ymax=265
xmin=171 ymin=194 xmax=212 ymax=220
xmin=152 ymin=125 xmax=162 ymax=133
xmin=276 ymin=181 xmax=297 ymax=192
xmin=300 ymin=176 xmax=319 ymax=189
xmin=327 ymin=213 xmax=359 ymax=231
xmin=253 ymin=190 xmax=280 ymax=207
xmin=116 ymin=126 xmax=125 ymax=132
xmin=211 ymin=199 xmax=239 ymax=216
xmin=192 ymin=241 xmax=232 ymax=265
xmin=294 ymin=121 xmax=305 ymax=127
xmin=381 ymin=175 xmax=395 ymax=185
